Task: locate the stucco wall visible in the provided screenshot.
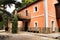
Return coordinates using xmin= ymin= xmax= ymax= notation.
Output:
xmin=17 ymin=0 xmax=59 ymax=33
xmin=47 ymin=0 xmax=58 ymax=27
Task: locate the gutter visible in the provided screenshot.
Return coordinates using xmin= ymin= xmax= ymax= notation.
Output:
xmin=44 ymin=0 xmax=48 ymax=31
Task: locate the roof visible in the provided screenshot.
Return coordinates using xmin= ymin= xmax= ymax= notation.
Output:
xmin=18 ymin=0 xmax=42 ymax=12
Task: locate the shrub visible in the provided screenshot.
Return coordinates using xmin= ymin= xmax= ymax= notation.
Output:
xmin=12 ymin=14 xmax=18 ymax=33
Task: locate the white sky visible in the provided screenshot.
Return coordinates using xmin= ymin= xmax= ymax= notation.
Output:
xmin=5 ymin=0 xmax=22 ymax=13
xmin=5 ymin=4 xmax=15 ymax=13
xmin=16 ymin=0 xmax=22 ymax=3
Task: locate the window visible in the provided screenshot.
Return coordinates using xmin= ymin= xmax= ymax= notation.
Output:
xmin=34 ymin=6 xmax=38 ymax=12
xmin=51 ymin=21 xmax=55 ymax=31
xmin=52 ymin=21 xmax=54 ymax=27
xmin=34 ymin=21 xmax=38 ymax=27
xmin=25 ymin=10 xmax=28 ymax=16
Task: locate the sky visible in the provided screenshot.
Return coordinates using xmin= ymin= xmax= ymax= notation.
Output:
xmin=5 ymin=0 xmax=22 ymax=14
xmin=16 ymin=0 xmax=22 ymax=3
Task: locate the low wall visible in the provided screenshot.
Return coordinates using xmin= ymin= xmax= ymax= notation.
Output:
xmin=28 ymin=27 xmax=59 ymax=33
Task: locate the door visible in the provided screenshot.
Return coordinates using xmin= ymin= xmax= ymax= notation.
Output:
xmin=24 ymin=22 xmax=28 ymax=31
xmin=59 ymin=27 xmax=60 ymax=32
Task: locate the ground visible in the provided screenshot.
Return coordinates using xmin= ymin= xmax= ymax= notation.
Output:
xmin=0 ymin=31 xmax=60 ymax=40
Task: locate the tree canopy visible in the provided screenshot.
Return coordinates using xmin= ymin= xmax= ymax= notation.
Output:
xmin=22 ymin=0 xmax=37 ymax=5
xmin=0 ymin=0 xmax=16 ymax=5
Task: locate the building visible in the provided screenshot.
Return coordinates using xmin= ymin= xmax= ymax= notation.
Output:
xmin=55 ymin=0 xmax=60 ymax=32
xmin=17 ymin=0 xmax=60 ymax=33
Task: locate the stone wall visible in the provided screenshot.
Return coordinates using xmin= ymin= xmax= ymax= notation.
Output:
xmin=28 ymin=27 xmax=59 ymax=33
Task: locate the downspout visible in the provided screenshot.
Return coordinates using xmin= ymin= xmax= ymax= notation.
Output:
xmin=44 ymin=0 xmax=48 ymax=32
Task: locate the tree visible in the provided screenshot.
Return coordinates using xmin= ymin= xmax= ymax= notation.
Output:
xmin=0 ymin=0 xmax=21 ymax=32
xmin=12 ymin=10 xmax=18 ymax=33
xmin=0 ymin=0 xmax=15 ymax=31
xmin=57 ymin=0 xmax=60 ymax=3
xmin=22 ymin=0 xmax=37 ymax=5
xmin=0 ymin=9 xmax=12 ymax=31
xmin=3 ymin=14 xmax=8 ymax=31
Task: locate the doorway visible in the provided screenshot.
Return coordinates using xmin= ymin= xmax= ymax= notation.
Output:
xmin=59 ymin=28 xmax=60 ymax=32
xmin=24 ymin=22 xmax=28 ymax=31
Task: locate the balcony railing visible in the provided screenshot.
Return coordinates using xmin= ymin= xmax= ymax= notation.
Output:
xmin=18 ymin=13 xmax=31 ymax=19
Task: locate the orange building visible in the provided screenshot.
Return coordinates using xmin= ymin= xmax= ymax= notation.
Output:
xmin=17 ymin=0 xmax=60 ymax=33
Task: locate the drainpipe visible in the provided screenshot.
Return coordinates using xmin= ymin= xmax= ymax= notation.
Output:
xmin=44 ymin=0 xmax=48 ymax=32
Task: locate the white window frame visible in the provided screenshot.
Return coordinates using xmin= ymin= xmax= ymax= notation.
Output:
xmin=33 ymin=5 xmax=38 ymax=12
xmin=34 ymin=21 xmax=38 ymax=27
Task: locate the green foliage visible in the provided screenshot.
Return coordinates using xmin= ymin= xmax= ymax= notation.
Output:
xmin=12 ymin=13 xmax=18 ymax=33
xmin=0 ymin=0 xmax=20 ymax=33
xmin=18 ymin=0 xmax=37 ymax=10
xmin=3 ymin=14 xmax=8 ymax=31
xmin=0 ymin=0 xmax=15 ymax=5
xmin=22 ymin=0 xmax=37 ymax=5
xmin=0 ymin=9 xmax=12 ymax=31
xmin=0 ymin=21 xmax=3 ymax=30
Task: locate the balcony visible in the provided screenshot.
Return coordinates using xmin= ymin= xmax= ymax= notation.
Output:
xmin=18 ymin=13 xmax=31 ymax=20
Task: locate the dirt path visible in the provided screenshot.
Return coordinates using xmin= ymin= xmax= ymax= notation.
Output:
xmin=0 ymin=32 xmax=59 ymax=40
